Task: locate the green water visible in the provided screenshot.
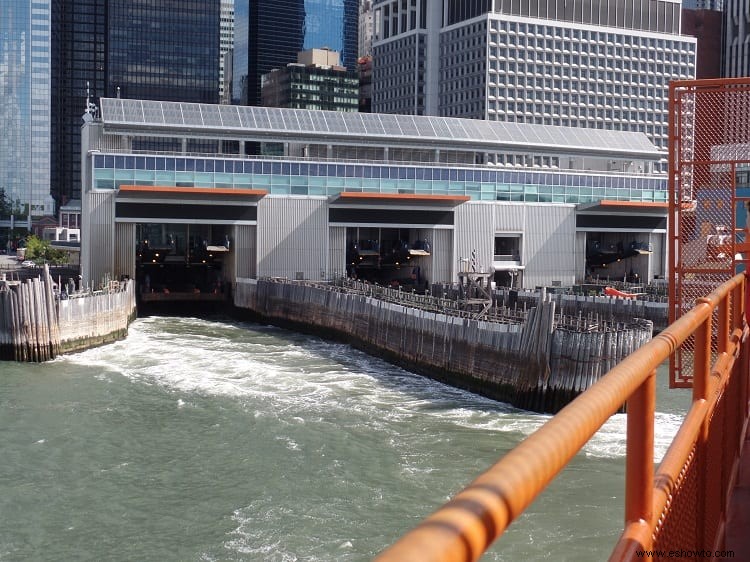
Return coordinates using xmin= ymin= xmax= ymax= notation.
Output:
xmin=0 ymin=317 xmax=689 ymax=561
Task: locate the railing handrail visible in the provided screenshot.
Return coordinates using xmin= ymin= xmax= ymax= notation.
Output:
xmin=375 ymin=273 xmax=748 ymax=562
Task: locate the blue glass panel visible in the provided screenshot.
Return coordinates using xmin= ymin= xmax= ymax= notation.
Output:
xmin=405 ymin=168 xmax=414 ymax=180
xmin=233 ymin=161 xmax=243 ymax=174
xmin=155 ymin=157 xmax=166 ymax=171
xmin=290 ymin=163 xmax=299 ymax=176
xmin=346 ymin=165 xmax=354 ymax=177
xmin=95 ymin=155 xmax=105 ymax=168
xmin=175 ymin=159 xmax=185 ymax=172
xmin=355 ymin=166 xmax=363 ymax=178
xmin=165 ymin=158 xmax=175 ymax=171
xmin=291 ymin=185 xmax=308 ymax=195
xmin=195 ymin=159 xmax=204 ymax=172
xmin=125 ymin=156 xmax=135 ymax=169
xmin=135 ymin=157 xmax=145 ymax=170
xmin=398 ymin=168 xmax=407 ymax=180
xmin=364 ymin=167 xmax=372 ymax=179
xmin=204 ymin=160 xmax=214 ymax=172
xmin=262 ymin=161 xmax=271 ymax=174
xmin=273 ymin=163 xmax=282 ymax=175
xmin=299 ymin=164 xmax=308 ymax=176
xmin=307 ymin=163 xmax=317 ymax=176
xmin=115 ymin=156 xmax=125 ymax=169
xmin=105 ymin=155 xmax=115 ymax=168
xmin=146 ymin=157 xmax=156 ymax=170
xmin=281 ymin=163 xmax=290 ymax=175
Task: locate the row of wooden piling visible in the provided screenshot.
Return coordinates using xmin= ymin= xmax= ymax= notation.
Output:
xmin=0 ymin=267 xmax=60 ymax=361
xmin=234 ymin=279 xmax=653 ymax=413
xmin=0 ymin=268 xmax=136 ymax=362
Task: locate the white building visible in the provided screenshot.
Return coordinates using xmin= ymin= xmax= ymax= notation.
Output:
xmin=372 ymin=0 xmax=696 ymax=171
xmin=79 ymin=98 xmax=668 ymax=290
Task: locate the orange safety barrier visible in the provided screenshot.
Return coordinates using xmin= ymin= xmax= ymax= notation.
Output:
xmin=375 ymin=273 xmax=750 ymax=562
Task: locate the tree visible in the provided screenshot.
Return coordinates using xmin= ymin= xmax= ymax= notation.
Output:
xmin=23 ymin=235 xmax=68 ymax=265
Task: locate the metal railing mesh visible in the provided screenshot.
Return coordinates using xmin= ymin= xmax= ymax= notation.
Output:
xmin=670 ymin=78 xmax=750 ymax=387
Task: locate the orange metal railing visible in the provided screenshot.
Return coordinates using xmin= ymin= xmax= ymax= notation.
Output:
xmin=375 ymin=274 xmax=750 ymax=562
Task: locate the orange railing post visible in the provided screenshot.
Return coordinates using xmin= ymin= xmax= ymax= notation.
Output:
xmin=624 ymin=369 xmax=655 ymax=538
xmin=376 ymin=273 xmax=750 ymax=562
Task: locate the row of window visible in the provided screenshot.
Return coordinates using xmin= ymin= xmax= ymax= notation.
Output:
xmin=93 ymin=154 xmax=667 ymax=190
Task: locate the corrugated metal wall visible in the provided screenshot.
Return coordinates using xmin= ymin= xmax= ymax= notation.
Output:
xmin=430 ymin=228 xmax=454 ymax=283
xmin=233 ymin=225 xmax=257 ymax=279
xmin=257 ymin=197 xmax=328 ymax=279
xmin=114 ymin=223 xmax=136 ymax=280
xmin=649 ymin=232 xmax=666 ymax=281
xmin=455 ymin=202 xmax=577 ymax=289
xmin=83 ymin=192 xmax=116 ymax=287
xmin=328 ymin=226 xmax=346 ymax=279
xmin=522 ymin=204 xmax=576 ymax=288
xmin=575 ymin=232 xmax=587 ymax=284
xmin=455 ymin=202 xmax=495 ymax=274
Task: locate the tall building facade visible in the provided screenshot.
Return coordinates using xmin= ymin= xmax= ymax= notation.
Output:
xmin=232 ymin=0 xmax=359 ymax=106
xmin=372 ymin=0 xmax=696 ymax=163
xmin=220 ymin=0 xmax=234 ymax=103
xmin=50 ymin=0 xmax=220 ymax=207
xmin=51 ymin=0 xmax=106 ymax=209
xmin=107 ymin=0 xmax=219 ymax=102
xmin=359 ymin=0 xmax=374 ymax=56
xmin=1 ymin=0 xmax=55 ymax=221
xmin=725 ymin=0 xmax=750 ymax=77
xmin=261 ymin=49 xmax=359 ymax=111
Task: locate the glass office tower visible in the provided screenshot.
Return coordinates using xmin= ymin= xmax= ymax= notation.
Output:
xmin=107 ymin=0 xmax=220 ymax=103
xmin=233 ymin=0 xmax=358 ymax=106
xmin=50 ymin=0 xmax=220 ymax=205
xmin=0 ymin=0 xmax=55 ymax=221
xmin=51 ymin=0 xmax=106 ymax=207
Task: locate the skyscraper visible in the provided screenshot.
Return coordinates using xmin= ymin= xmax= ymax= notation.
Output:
xmin=107 ymin=0 xmax=219 ymax=102
xmin=725 ymin=0 xmax=750 ymax=77
xmin=372 ymin=0 xmax=696 ymax=165
xmin=51 ymin=0 xmax=106 ymax=209
xmin=220 ymin=0 xmax=235 ymax=103
xmin=232 ymin=0 xmax=359 ymax=106
xmin=51 ymin=0 xmax=220 ymax=206
xmin=1 ymin=0 xmax=55 ymax=221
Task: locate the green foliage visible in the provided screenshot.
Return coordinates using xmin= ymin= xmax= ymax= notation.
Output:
xmin=23 ymin=235 xmax=69 ymax=265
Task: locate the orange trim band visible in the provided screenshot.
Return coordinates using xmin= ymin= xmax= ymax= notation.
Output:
xmin=118 ymin=185 xmax=268 ymax=197
xmin=336 ymin=192 xmax=470 ymax=202
xmin=598 ymin=200 xmax=668 ymax=208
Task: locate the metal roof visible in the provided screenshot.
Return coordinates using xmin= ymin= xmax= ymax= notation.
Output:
xmin=98 ymin=98 xmax=663 ymax=160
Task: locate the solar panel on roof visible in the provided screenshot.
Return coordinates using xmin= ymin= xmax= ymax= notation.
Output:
xmin=295 ymin=111 xmax=313 ymax=131
xmin=398 ymin=116 xmax=421 ymax=137
xmin=325 ymin=111 xmax=347 ymax=133
xmin=141 ymin=100 xmax=165 ymax=125
xmin=414 ymin=117 xmax=435 ymax=137
xmin=284 ymin=110 xmax=301 ymax=131
xmin=219 ymin=105 xmax=241 ymax=128
xmin=358 ymin=113 xmax=385 ymax=135
xmin=180 ymin=103 xmax=204 ymax=126
xmin=376 ymin=114 xmax=402 ymax=136
xmin=201 ymin=105 xmax=223 ymax=127
xmin=237 ymin=106 xmax=254 ymax=129
xmin=122 ymin=100 xmax=143 ymax=123
xmin=104 ymin=98 xmax=125 ymax=122
xmin=267 ymin=108 xmax=285 ymax=130
xmin=344 ymin=113 xmax=367 ymax=134
xmin=254 ymin=107 xmax=271 ymax=129
xmin=428 ymin=117 xmax=452 ymax=139
xmin=309 ymin=111 xmax=327 ymax=132
xmin=160 ymin=102 xmax=184 ymax=126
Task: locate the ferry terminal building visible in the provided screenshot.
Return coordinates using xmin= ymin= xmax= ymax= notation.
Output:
xmin=80 ymin=98 xmax=668 ymax=294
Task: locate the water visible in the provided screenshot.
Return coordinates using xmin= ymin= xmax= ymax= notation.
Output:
xmin=0 ymin=316 xmax=690 ymax=561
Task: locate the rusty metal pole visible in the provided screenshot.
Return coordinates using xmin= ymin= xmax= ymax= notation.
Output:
xmin=693 ymin=301 xmax=712 ymax=549
xmin=625 ymin=368 xmax=655 ymax=539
